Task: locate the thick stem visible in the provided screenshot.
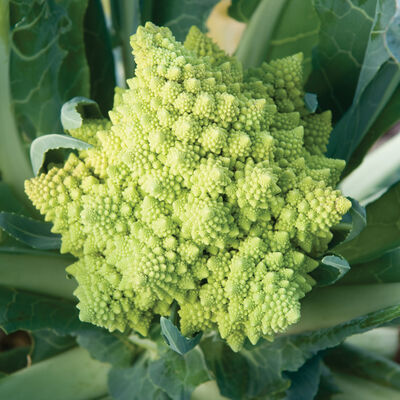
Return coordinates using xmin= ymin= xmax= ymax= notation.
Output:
xmin=331 ymin=372 xmax=400 ymax=400
xmin=340 ymin=132 xmax=400 ymax=204
xmin=234 ymin=0 xmax=288 ymax=69
xmin=191 ymin=381 xmax=228 ymax=400
xmin=119 ymin=0 xmax=140 ymax=80
xmin=128 ymin=333 xmax=158 ymax=354
xmin=0 ymin=347 xmax=110 ymax=400
xmin=0 ymin=253 xmax=76 ymax=300
xmin=288 ymin=283 xmax=400 ymax=334
xmin=0 ymin=2 xmax=33 ymax=202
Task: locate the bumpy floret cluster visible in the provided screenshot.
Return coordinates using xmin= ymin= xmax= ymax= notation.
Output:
xmin=25 ymin=23 xmax=350 ymax=351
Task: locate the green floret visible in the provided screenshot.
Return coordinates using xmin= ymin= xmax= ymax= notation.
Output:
xmin=25 ymin=23 xmax=351 ymax=352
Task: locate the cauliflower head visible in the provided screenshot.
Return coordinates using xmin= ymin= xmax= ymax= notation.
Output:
xmin=25 ymin=23 xmax=351 ymax=351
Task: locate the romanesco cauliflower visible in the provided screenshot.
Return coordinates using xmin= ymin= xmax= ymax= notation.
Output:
xmin=25 ymin=23 xmax=351 ymax=351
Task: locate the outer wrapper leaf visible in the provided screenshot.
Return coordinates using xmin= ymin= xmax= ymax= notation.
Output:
xmin=30 ymin=330 xmax=76 ymax=363
xmin=339 ymin=248 xmax=400 ymax=285
xmin=30 ymin=133 xmax=92 ymax=176
xmin=228 ymin=0 xmax=261 ymax=22
xmin=232 ymin=0 xmax=319 ymax=76
xmin=108 ymin=355 xmax=169 ymax=400
xmin=0 ymin=212 xmax=61 ymax=250
xmin=160 ymin=317 xmax=202 ymax=355
xmin=0 ymin=286 xmax=135 ymax=367
xmin=109 ymin=347 xmax=210 ymax=400
xmin=0 ymin=2 xmax=33 ymax=201
xmin=285 ymin=356 xmax=323 ymax=400
xmin=148 ymin=348 xmax=211 ymax=400
xmin=344 ymin=86 xmax=400 ymax=175
xmin=202 ymin=300 xmax=400 ymax=400
xmin=149 ymin=0 xmax=220 ymax=42
xmin=60 ymin=97 xmax=102 ymax=131
xmin=9 ymin=0 xmax=91 ymax=139
xmin=335 ymin=182 xmax=400 ymax=263
xmin=312 ymin=255 xmax=350 ymax=287
xmin=325 ymin=0 xmax=400 ymax=161
xmin=306 ymin=0 xmax=377 ymax=120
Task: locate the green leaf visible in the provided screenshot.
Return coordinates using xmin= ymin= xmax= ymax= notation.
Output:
xmin=306 ymin=0 xmax=377 ymax=121
xmin=235 ymin=0 xmax=319 ymax=77
xmin=148 ymin=348 xmax=211 ymax=400
xmin=0 ymin=346 xmax=30 ymax=375
xmin=344 ymin=86 xmax=400 ymax=175
xmin=30 ymin=330 xmax=76 ymax=364
xmin=339 ymin=248 xmax=400 ymax=285
xmin=108 ymin=354 xmax=169 ymax=400
xmin=0 ymin=183 xmax=35 ymax=248
xmin=150 ymin=0 xmax=220 ymax=42
xmin=201 ymin=336 xmax=249 ymax=400
xmin=328 ymin=59 xmax=400 ymax=162
xmin=30 ymin=134 xmax=92 ymax=176
xmin=60 ymin=96 xmax=102 ymax=131
xmin=76 ymin=328 xmax=135 ymax=367
xmin=160 ymin=317 xmax=202 ymax=356
xmin=0 ymin=237 xmax=61 ymax=255
xmin=9 ymin=0 xmax=91 ymax=139
xmin=0 ymin=183 xmax=30 ymax=216
xmin=312 ymin=255 xmax=350 ymax=287
xmin=203 ymin=300 xmax=400 ymax=399
xmin=304 ymin=93 xmax=318 ymax=113
xmin=343 ymin=198 xmax=367 ymax=243
xmin=353 ymin=1 xmax=400 ymax=101
xmin=228 ymin=0 xmax=261 ymax=22
xmin=0 ymin=286 xmax=84 ymax=334
xmin=335 ymin=182 xmax=400 ymax=264
xmin=83 ymin=0 xmax=116 ymax=115
xmin=326 ymin=0 xmax=400 ymax=161
xmin=324 ymin=344 xmax=400 ymax=391
xmin=0 ymin=2 xmax=33 ymax=202
xmin=0 ymin=286 xmax=136 ymax=367
xmin=0 ymin=347 xmax=110 ymax=400
xmin=263 ymin=0 xmax=320 ymax=78
xmin=285 ymin=356 xmax=322 ymax=400
xmin=315 ymin=363 xmax=340 ymax=400
xmin=330 ymin=197 xmax=366 ymax=248
xmin=0 ymin=212 xmax=61 ymax=250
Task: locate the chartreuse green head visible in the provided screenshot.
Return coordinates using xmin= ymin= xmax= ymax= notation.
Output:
xmin=25 ymin=23 xmax=350 ymax=351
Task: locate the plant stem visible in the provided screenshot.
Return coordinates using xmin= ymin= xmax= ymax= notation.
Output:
xmin=234 ymin=0 xmax=288 ymax=69
xmin=287 ymin=283 xmax=400 ymax=334
xmin=0 ymin=347 xmax=110 ymax=400
xmin=129 ymin=333 xmax=158 ymax=354
xmin=340 ymin=132 xmax=400 ymax=204
xmin=0 ymin=253 xmax=76 ymax=300
xmin=111 ymin=0 xmax=140 ymax=80
xmin=0 ymin=1 xmax=33 ymax=202
xmin=331 ymin=372 xmax=400 ymax=400
xmin=191 ymin=381 xmax=229 ymax=400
